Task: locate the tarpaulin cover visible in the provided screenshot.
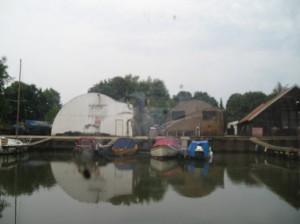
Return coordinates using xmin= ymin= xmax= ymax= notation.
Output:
xmin=112 ymin=138 xmax=136 ymax=149
xmin=153 ymin=137 xmax=180 ymax=148
xmin=187 ymin=140 xmax=210 ymax=158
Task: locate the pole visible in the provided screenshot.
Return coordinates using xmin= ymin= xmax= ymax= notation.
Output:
xmin=15 ymin=59 xmax=22 ymax=138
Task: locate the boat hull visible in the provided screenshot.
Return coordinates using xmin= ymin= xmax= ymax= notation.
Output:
xmin=150 ymin=146 xmax=179 ymax=158
xmin=111 ymin=145 xmax=138 ymax=157
xmin=0 ymin=137 xmax=26 ymax=155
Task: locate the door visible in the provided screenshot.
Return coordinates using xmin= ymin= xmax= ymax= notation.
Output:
xmin=115 ymin=119 xmax=123 ymax=136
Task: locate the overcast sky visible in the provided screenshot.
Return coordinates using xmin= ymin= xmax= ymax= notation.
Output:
xmin=1 ymin=0 xmax=299 ymax=105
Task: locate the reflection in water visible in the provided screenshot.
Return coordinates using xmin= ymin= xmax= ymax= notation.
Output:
xmin=250 ymin=158 xmax=300 ymax=208
xmin=0 ymin=154 xmax=55 ymax=196
xmin=150 ymin=159 xmax=224 ymax=198
xmin=0 ymin=152 xmax=299 ymax=223
xmin=51 ymin=161 xmax=133 ymax=203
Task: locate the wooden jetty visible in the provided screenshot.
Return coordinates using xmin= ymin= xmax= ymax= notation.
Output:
xmin=250 ymin=137 xmax=300 ymax=159
xmin=2 ymin=135 xmax=190 ymax=150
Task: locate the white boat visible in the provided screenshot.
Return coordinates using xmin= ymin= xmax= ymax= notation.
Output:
xmin=150 ymin=137 xmax=181 ymax=158
xmin=0 ymin=137 xmax=25 ymax=154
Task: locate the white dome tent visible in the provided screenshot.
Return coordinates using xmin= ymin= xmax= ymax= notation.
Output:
xmin=51 ymin=93 xmax=134 ymax=136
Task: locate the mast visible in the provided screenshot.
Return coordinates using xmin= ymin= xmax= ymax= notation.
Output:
xmin=15 ymin=59 xmax=22 ymax=138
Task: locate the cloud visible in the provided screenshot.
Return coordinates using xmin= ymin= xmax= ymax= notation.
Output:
xmin=0 ymin=0 xmax=299 ymax=105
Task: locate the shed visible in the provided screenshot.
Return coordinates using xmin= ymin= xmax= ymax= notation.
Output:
xmin=238 ymin=86 xmax=300 ymax=136
xmin=162 ymin=100 xmax=223 ymax=136
xmin=51 ymin=93 xmax=134 ymax=136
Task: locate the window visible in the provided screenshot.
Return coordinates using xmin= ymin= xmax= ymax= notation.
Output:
xmin=281 ymin=111 xmax=289 ymax=128
xmin=203 ymin=111 xmax=217 ymax=120
xmin=281 ymin=110 xmax=298 ymax=129
xmin=290 ymin=111 xmax=297 ymax=129
xmin=172 ymin=111 xmax=185 ymax=120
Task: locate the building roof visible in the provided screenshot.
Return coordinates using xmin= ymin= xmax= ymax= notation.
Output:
xmin=239 ymin=86 xmax=298 ymax=124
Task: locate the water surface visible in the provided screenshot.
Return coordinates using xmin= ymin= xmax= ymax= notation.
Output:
xmin=0 ymin=152 xmax=299 ymax=224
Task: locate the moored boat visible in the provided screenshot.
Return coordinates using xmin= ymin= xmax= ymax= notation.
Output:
xmin=151 ymin=137 xmax=181 ymax=159
xmin=0 ymin=137 xmax=26 ymax=155
xmin=111 ymin=137 xmax=138 ymax=157
xmin=186 ymin=140 xmax=213 ymax=161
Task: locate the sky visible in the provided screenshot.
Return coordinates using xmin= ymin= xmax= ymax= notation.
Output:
xmin=0 ymin=0 xmax=299 ymax=105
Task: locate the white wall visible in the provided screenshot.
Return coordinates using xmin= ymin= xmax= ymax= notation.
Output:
xmin=51 ymin=93 xmax=134 ymax=136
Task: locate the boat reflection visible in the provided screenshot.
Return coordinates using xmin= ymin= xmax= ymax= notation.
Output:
xmin=150 ymin=159 xmax=224 ymax=198
xmin=150 ymin=159 xmax=179 ymax=176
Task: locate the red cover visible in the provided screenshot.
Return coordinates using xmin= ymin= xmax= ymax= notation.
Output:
xmin=153 ymin=137 xmax=180 ymax=148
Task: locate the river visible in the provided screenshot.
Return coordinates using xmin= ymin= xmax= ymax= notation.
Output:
xmin=0 ymin=152 xmax=299 ymax=224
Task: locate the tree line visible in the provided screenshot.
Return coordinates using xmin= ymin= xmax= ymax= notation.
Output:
xmin=88 ymin=75 xmax=290 ymax=125
xmin=0 ymin=58 xmax=61 ymax=128
xmin=0 ymin=57 xmax=292 ymax=129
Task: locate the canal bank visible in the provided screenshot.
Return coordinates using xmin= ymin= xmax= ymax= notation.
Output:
xmin=3 ymin=135 xmax=300 ymax=159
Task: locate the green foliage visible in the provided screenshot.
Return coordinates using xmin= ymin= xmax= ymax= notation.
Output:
xmin=3 ymin=82 xmax=61 ymax=124
xmin=193 ymin=91 xmax=218 ymax=107
xmin=42 ymin=88 xmax=62 ymax=123
xmin=142 ymin=77 xmax=170 ymax=108
xmin=272 ymin=82 xmax=289 ymax=95
xmin=172 ymin=91 xmax=192 ymax=104
xmin=0 ymin=57 xmax=11 ymax=95
xmin=0 ymin=162 xmax=56 ymax=196
xmin=89 ymin=75 xmax=171 ymax=125
xmin=267 ymin=82 xmax=290 ymax=100
xmin=0 ymin=58 xmax=12 ymax=124
xmin=226 ymin=91 xmax=267 ymax=122
xmin=89 ymin=75 xmax=171 ymax=107
xmin=171 ymin=90 xmax=218 ymax=108
xmin=219 ymin=98 xmax=224 ymax=110
xmin=88 ymin=74 xmax=139 ymax=101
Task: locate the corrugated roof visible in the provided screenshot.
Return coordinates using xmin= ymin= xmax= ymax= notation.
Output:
xmin=239 ymin=86 xmax=297 ymax=124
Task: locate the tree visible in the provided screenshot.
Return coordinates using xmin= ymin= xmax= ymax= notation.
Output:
xmin=5 ymin=82 xmax=41 ymax=122
xmin=272 ymin=82 xmax=289 ymax=95
xmin=226 ymin=91 xmax=267 ymax=122
xmin=267 ymin=82 xmax=290 ymax=100
xmin=172 ymin=91 xmax=192 ymax=104
xmin=219 ymin=98 xmax=224 ymax=110
xmin=88 ymin=74 xmax=139 ymax=101
xmin=42 ymin=88 xmax=61 ymax=123
xmin=0 ymin=57 xmax=12 ymax=124
xmin=3 ymin=82 xmax=61 ymax=124
xmin=141 ymin=77 xmax=170 ymax=108
xmin=88 ymin=75 xmax=172 ymax=126
xmin=0 ymin=57 xmax=11 ymax=94
xmin=139 ymin=77 xmax=171 ymax=125
xmin=193 ymin=91 xmax=218 ymax=107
